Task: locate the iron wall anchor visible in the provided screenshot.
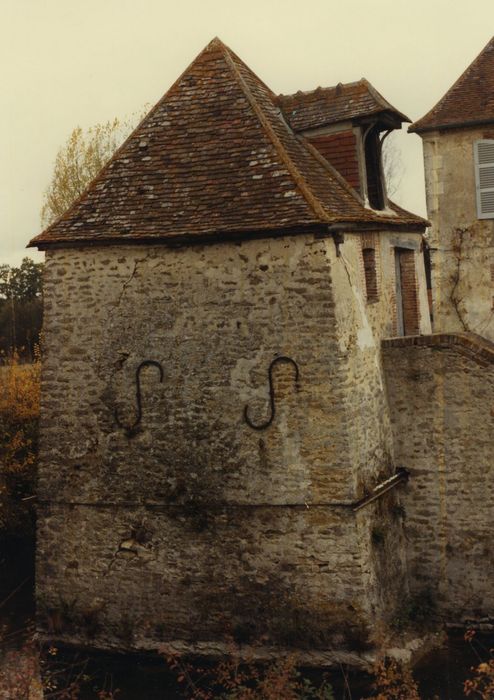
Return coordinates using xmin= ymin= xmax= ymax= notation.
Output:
xmin=244 ymin=356 xmax=300 ymax=431
xmin=115 ymin=360 xmax=164 ymax=436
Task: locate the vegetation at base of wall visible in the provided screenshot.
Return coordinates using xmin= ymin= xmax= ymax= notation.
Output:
xmin=463 ymin=629 xmax=494 ymax=699
xmin=360 ymin=658 xmax=420 ymax=700
xmin=161 ymin=641 xmax=494 ymax=700
xmin=163 ymin=649 xmax=335 ymax=699
xmin=0 ymin=641 xmax=42 ymax=699
xmin=2 ymin=629 xmax=493 ymax=698
xmin=464 ymin=657 xmax=494 ymax=698
xmin=0 ymin=352 xmax=40 ymax=539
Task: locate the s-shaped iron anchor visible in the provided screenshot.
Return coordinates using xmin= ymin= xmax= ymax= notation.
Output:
xmin=244 ymin=356 xmax=300 ymax=430
xmin=115 ymin=360 xmax=164 ymax=436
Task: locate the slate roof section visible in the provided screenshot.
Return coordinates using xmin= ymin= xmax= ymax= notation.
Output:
xmin=410 ymin=37 xmax=494 ymax=134
xmin=31 ymin=39 xmax=425 ymax=248
xmin=276 ymin=80 xmax=410 ymax=133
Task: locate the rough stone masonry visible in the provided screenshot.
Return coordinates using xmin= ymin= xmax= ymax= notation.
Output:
xmin=31 ymin=37 xmax=493 ymax=661
xmin=36 ymin=233 xmax=423 ymax=658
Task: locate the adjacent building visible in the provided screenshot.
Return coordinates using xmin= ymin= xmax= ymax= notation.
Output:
xmin=410 ymin=36 xmax=494 ymax=340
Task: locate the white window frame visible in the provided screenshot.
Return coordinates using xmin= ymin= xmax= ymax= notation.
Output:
xmin=474 ymin=139 xmax=494 ymax=219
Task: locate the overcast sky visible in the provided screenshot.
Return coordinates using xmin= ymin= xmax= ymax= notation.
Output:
xmin=2 ymin=0 xmax=493 ymax=266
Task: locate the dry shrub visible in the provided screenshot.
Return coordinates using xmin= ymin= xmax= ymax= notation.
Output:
xmin=163 ymin=648 xmax=334 ymax=700
xmin=0 ymin=352 xmax=40 ymax=536
xmin=464 ymin=629 xmax=494 ymax=699
xmin=464 ymin=659 xmax=494 ymax=698
xmin=361 ymin=658 xmax=420 ymax=700
xmin=0 ymin=641 xmax=42 ymax=698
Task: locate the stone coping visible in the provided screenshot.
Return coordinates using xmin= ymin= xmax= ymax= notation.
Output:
xmin=382 ymin=332 xmax=494 ymax=366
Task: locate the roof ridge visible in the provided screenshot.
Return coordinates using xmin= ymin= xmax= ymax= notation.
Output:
xmin=277 ymin=79 xmax=367 ymax=100
xmin=410 ymin=35 xmax=494 ymax=133
xmin=276 ymin=79 xmax=409 ymax=132
xmin=217 ymin=41 xmax=277 ymax=99
xmin=220 ymin=44 xmax=331 ymax=223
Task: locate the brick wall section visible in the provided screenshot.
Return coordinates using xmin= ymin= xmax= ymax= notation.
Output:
xmin=359 ymin=234 xmax=381 ymax=304
xmin=342 ymin=233 xmax=431 ymax=342
xmin=362 ymin=249 xmax=378 ymax=302
xmin=307 ymin=131 xmax=360 ymax=193
xmin=398 ymin=249 xmax=420 ymax=335
xmin=382 ymin=333 xmax=494 ymax=620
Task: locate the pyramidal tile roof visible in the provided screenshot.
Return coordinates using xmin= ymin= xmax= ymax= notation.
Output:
xmin=276 ymin=80 xmax=410 ymax=133
xmin=410 ymin=36 xmax=494 ymax=134
xmin=31 ymin=38 xmax=424 ymax=248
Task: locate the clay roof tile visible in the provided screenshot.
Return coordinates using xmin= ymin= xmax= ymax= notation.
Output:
xmin=410 ymin=36 xmax=494 ymax=133
xmin=30 ymin=39 xmax=423 ymax=249
xmin=276 ymin=79 xmax=410 ymax=132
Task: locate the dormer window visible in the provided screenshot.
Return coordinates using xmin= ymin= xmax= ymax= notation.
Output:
xmin=474 ymin=140 xmax=494 ymax=218
xmin=363 ymin=125 xmax=386 ymax=210
xmin=277 ymin=80 xmax=408 ymax=211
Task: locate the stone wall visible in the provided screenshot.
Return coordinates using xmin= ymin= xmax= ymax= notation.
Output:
xmin=36 ymin=227 xmax=431 ymax=655
xmin=422 ymin=128 xmax=494 ymax=340
xmin=328 ymin=231 xmax=430 ymax=622
xmin=382 ymin=333 xmax=494 ymax=621
xmin=38 ymin=504 xmax=371 ymax=654
xmin=36 ymin=231 xmax=395 ymax=655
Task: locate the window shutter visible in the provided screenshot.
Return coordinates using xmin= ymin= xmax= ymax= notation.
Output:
xmin=474 ymin=140 xmax=494 ymax=218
